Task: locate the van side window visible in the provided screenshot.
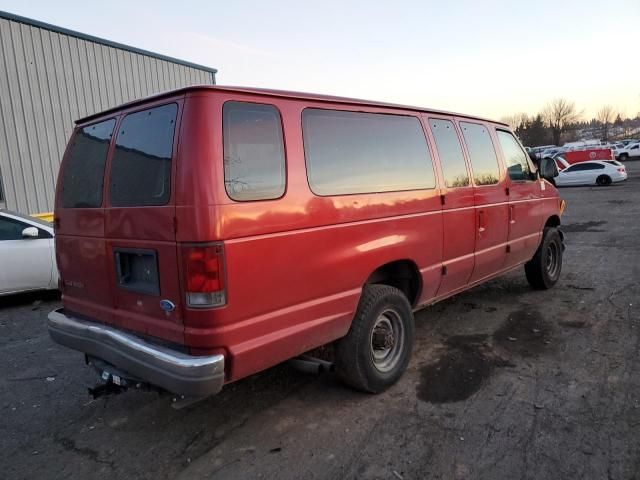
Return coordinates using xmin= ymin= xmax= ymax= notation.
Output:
xmin=302 ymin=109 xmax=435 ymax=195
xmin=459 ymin=122 xmax=501 ymax=186
xmin=110 ymin=103 xmax=177 ymax=207
xmin=223 ymin=102 xmax=286 ymax=201
xmin=496 ymin=130 xmax=535 ymax=181
xmin=428 ymin=118 xmax=469 ymax=188
xmin=61 ymin=119 xmax=115 ymax=208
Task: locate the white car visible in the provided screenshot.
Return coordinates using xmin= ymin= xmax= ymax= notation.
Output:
xmin=618 ymin=142 xmax=640 ymax=161
xmin=0 ymin=210 xmax=59 ymax=296
xmin=554 ymin=160 xmax=627 ymax=187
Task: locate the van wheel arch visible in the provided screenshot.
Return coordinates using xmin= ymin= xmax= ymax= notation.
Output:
xmin=545 ymin=215 xmax=561 ymax=229
xmin=364 ymin=260 xmax=422 ymax=307
xmin=544 ymin=215 xmax=563 ymax=243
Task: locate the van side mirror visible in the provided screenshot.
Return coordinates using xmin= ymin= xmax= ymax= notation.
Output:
xmin=538 ymin=157 xmax=559 ymax=181
xmin=22 ymin=226 xmax=39 ymax=238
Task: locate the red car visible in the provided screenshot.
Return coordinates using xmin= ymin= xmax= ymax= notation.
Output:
xmin=48 ymin=86 xmax=564 ymax=399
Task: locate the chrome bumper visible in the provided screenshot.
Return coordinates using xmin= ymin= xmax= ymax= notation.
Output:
xmin=47 ymin=309 xmax=225 ymax=397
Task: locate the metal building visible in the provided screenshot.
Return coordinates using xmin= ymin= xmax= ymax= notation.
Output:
xmin=0 ymin=11 xmax=217 ymax=213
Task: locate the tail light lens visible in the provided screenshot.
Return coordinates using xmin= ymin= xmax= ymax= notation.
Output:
xmin=182 ymin=244 xmax=226 ymax=308
xmin=618 ymin=167 xmax=625 ymax=173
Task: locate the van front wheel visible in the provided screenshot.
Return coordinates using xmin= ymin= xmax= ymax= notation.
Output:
xmin=335 ymin=285 xmax=414 ymax=393
xmin=525 ymin=227 xmax=563 ymax=290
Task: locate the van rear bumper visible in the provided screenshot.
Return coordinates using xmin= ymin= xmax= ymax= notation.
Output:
xmin=47 ymin=309 xmax=225 ymax=397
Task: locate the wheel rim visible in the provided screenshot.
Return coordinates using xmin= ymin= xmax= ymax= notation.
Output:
xmin=545 ymin=241 xmax=560 ymax=279
xmin=370 ymin=309 xmax=404 ymax=373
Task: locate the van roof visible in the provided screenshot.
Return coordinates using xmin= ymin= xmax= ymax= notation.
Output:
xmin=76 ymin=85 xmax=508 ymax=126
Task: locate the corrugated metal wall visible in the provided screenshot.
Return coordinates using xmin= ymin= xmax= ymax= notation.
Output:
xmin=0 ymin=15 xmax=216 ymax=213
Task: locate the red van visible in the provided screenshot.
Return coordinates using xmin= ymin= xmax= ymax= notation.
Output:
xmin=48 ymin=86 xmax=564 ymax=398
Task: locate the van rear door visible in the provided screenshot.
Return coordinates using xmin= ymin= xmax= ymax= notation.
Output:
xmin=56 ymin=118 xmax=117 ymax=323
xmin=105 ymin=101 xmax=184 ymax=344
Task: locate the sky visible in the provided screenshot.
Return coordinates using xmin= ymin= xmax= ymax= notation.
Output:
xmin=1 ymin=0 xmax=639 ymax=120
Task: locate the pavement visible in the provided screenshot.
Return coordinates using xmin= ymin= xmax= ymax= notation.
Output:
xmin=2 ymin=162 xmax=639 ymax=480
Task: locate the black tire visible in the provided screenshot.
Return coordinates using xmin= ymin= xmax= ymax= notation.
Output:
xmin=525 ymin=227 xmax=563 ymax=290
xmin=335 ymin=284 xmax=414 ymax=393
xmin=596 ymin=175 xmax=612 ymax=186
xmin=619 ymin=153 xmax=629 ymax=161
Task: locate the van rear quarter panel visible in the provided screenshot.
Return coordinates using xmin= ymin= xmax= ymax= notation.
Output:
xmin=177 ymin=92 xmax=443 ymax=381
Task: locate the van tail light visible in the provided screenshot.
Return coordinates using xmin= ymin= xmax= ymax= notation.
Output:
xmin=182 ymin=244 xmax=226 ymax=308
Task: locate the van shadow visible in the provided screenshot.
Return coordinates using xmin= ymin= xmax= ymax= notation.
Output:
xmin=48 ymin=357 xmax=361 ymax=479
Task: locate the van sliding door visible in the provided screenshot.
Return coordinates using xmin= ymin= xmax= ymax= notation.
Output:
xmin=458 ymin=120 xmax=509 ymax=283
xmin=425 ymin=115 xmax=476 ymax=297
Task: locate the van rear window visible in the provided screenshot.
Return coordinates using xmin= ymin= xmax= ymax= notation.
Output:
xmin=60 ymin=119 xmax=115 ymax=208
xmin=302 ymin=109 xmax=435 ymax=196
xmin=110 ymin=103 xmax=178 ymax=207
xmin=223 ymin=102 xmax=286 ymax=201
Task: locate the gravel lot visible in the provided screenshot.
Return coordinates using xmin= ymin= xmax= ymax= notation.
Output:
xmin=2 ymin=162 xmax=639 ymax=480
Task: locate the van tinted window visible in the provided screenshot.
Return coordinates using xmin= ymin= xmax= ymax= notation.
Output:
xmin=110 ymin=103 xmax=177 ymax=207
xmin=428 ymin=118 xmax=469 ymax=188
xmin=460 ymin=122 xmax=501 ymax=185
xmin=223 ymin=102 xmax=286 ymax=201
xmin=61 ymin=119 xmax=115 ymax=208
xmin=302 ymin=109 xmax=435 ymax=195
xmin=496 ymin=130 xmax=535 ymax=181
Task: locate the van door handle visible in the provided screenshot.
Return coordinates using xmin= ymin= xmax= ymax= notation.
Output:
xmin=509 ymin=205 xmax=516 ymax=224
xmin=478 ymin=211 xmax=486 ymax=233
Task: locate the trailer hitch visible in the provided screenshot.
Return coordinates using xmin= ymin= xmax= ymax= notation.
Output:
xmin=88 ymin=380 xmax=127 ymax=400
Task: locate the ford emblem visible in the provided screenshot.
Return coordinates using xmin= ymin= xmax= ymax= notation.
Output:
xmin=160 ymin=299 xmax=176 ymax=312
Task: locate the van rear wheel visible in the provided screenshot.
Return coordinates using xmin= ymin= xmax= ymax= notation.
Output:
xmin=335 ymin=285 xmax=414 ymax=393
xmin=525 ymin=227 xmax=563 ymax=290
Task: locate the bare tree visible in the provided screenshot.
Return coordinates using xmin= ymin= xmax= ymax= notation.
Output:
xmin=597 ymin=105 xmax=616 ymax=141
xmin=500 ymin=112 xmax=529 ymax=130
xmin=543 ymin=98 xmax=580 ymax=145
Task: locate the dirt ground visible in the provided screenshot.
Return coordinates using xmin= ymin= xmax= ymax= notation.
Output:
xmin=2 ymin=162 xmax=639 ymax=480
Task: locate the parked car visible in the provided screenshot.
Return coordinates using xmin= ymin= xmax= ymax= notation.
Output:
xmin=609 ymin=143 xmax=626 ymax=158
xmin=540 ymin=147 xmax=565 ymax=159
xmin=529 ymin=145 xmax=556 ymax=159
xmin=554 ymin=160 xmax=627 ymax=186
xmin=0 ymin=210 xmax=58 ymax=296
xmin=618 ymin=142 xmax=640 ymax=161
xmin=562 ymin=147 xmax=615 ymax=165
xmin=603 ymin=160 xmax=625 ymax=167
xmin=47 ymin=86 xmax=564 ymax=400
